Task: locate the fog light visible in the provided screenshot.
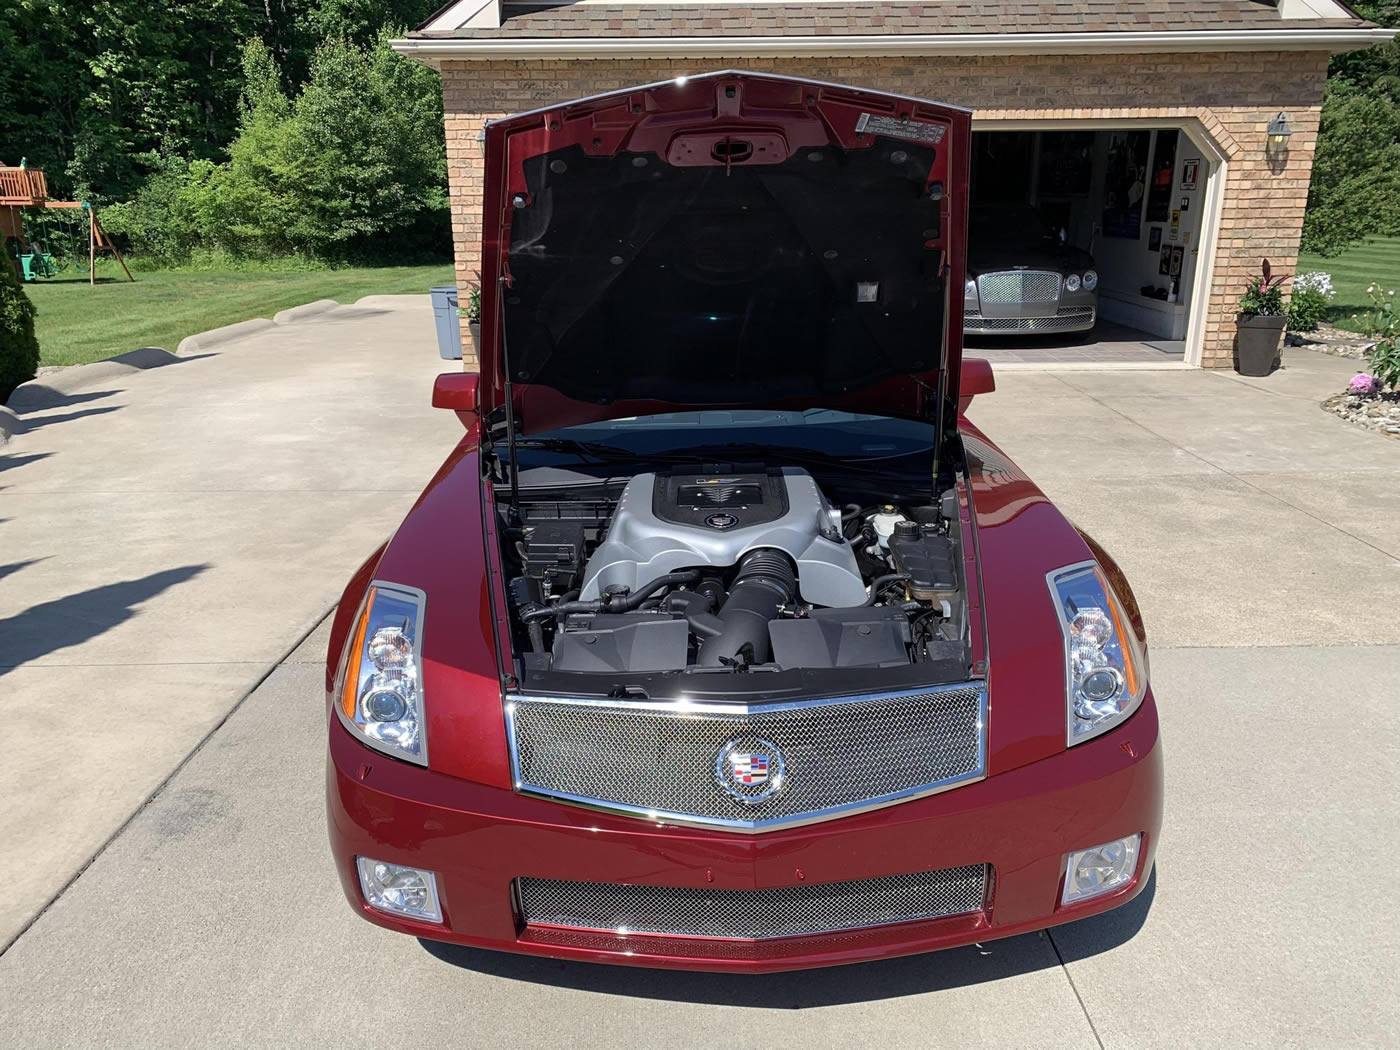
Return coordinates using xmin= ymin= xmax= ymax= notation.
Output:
xmin=357 ymin=857 xmax=442 ymax=923
xmin=1061 ymin=834 xmax=1140 ymax=906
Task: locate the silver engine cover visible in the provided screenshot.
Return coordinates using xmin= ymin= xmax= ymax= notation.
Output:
xmin=579 ymin=468 xmax=868 ymax=608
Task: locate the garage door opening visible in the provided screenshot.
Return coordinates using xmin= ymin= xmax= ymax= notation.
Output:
xmin=966 ymin=127 xmax=1214 ymax=366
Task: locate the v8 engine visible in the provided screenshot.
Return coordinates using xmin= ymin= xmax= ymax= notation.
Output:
xmin=501 ymin=466 xmax=969 ymax=682
xmin=580 ymin=469 xmax=866 ymax=608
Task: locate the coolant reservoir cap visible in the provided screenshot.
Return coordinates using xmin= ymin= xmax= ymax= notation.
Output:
xmin=893 ymin=520 xmax=921 ymax=541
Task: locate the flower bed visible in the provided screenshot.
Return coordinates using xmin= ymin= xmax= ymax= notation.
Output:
xmin=1321 ymin=283 xmax=1400 ymax=439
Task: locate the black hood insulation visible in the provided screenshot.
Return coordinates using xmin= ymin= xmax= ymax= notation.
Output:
xmin=503 ymin=141 xmax=947 ymax=408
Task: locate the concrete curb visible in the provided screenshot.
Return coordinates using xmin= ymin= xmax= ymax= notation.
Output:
xmin=352 ymin=293 xmax=432 ymax=310
xmin=5 ymin=347 xmax=185 ymax=414
xmin=271 ymin=299 xmax=339 ymax=325
xmin=175 ymin=317 xmax=277 ymax=356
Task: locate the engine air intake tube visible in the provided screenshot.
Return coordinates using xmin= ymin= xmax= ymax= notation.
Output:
xmin=697 ymin=549 xmax=796 ymax=667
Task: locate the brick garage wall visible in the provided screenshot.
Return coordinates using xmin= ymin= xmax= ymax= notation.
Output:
xmin=440 ymin=51 xmax=1328 ymax=368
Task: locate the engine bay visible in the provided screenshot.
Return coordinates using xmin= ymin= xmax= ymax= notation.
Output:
xmin=498 ymin=465 xmax=972 ymax=690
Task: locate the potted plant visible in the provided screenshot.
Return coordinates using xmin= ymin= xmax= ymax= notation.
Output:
xmin=465 ymin=283 xmax=482 ymax=360
xmin=1236 ymin=258 xmax=1289 ymax=376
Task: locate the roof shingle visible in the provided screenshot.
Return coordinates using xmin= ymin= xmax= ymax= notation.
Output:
xmin=415 ymin=1 xmax=1370 ymax=39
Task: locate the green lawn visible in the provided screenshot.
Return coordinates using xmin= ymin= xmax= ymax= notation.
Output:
xmin=1296 ymin=236 xmax=1400 ymax=334
xmin=24 ymin=263 xmax=455 ymax=367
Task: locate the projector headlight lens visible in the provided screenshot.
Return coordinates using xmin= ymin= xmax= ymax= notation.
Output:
xmin=1064 ymin=273 xmax=1082 ymax=293
xmin=1049 ymin=562 xmax=1146 ymax=745
xmin=1083 ymin=269 xmax=1098 ymax=290
xmin=336 ymin=582 xmax=428 ymax=764
xmin=1062 ymin=834 xmax=1141 ymax=905
xmin=357 ymin=857 xmax=442 ymax=922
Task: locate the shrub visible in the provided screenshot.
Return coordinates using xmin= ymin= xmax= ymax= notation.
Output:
xmin=0 ymin=248 xmax=41 ymax=402
xmin=1358 ymin=282 xmax=1400 ymax=391
xmin=1287 ymin=271 xmax=1336 ymax=333
xmin=99 ymin=154 xmax=211 ymax=264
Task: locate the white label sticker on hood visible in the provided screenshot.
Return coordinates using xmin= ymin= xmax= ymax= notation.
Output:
xmin=855 ymin=112 xmax=946 ymax=145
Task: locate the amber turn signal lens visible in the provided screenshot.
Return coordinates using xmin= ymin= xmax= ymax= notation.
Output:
xmin=339 ymin=585 xmax=376 ymax=720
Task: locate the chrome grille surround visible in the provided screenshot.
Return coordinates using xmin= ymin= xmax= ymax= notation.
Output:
xmin=516 ymin=865 xmax=990 ymax=939
xmin=978 ymin=270 xmax=1062 ymax=305
xmin=504 ymin=685 xmax=987 ymax=832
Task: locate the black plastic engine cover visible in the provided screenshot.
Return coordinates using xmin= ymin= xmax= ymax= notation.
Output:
xmin=651 ymin=470 xmax=788 ymax=531
xmin=552 ymin=614 xmax=690 ymax=673
xmin=768 ymin=607 xmax=912 ymax=669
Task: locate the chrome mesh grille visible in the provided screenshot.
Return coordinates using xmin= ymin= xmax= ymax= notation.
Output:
xmin=506 ymin=686 xmax=985 ymax=830
xmin=978 ymin=270 xmax=1062 ymax=305
xmin=516 ymin=865 xmax=989 ymax=939
xmin=965 ymin=307 xmax=1094 ymax=332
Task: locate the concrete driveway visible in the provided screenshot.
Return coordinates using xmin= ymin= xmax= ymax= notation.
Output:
xmin=0 ymin=297 xmax=460 ymax=948
xmin=1 ymin=339 xmax=1396 ymax=1047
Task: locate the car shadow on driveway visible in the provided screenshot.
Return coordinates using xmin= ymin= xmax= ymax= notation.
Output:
xmin=0 ymin=565 xmax=209 ymax=674
xmin=419 ymin=869 xmax=1156 ymax=1006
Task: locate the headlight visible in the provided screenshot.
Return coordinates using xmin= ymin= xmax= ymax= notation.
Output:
xmin=1048 ymin=562 xmax=1146 ymax=745
xmin=336 ymin=582 xmax=428 ymax=764
xmin=1064 ymin=273 xmax=1082 ymax=293
xmin=965 ymin=278 xmax=978 ymax=299
xmin=1082 ymin=269 xmax=1098 ymax=290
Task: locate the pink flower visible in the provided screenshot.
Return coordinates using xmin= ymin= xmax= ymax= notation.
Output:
xmin=1349 ymin=373 xmax=1376 ymax=393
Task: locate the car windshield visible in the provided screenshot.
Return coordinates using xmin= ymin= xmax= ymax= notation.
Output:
xmin=970 ymin=204 xmax=1059 ymax=250
xmin=520 ymin=409 xmax=935 ymax=471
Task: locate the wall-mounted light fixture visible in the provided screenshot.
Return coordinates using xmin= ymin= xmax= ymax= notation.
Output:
xmin=477 ymin=122 xmax=488 ymax=155
xmin=1265 ymin=112 xmax=1293 ymax=157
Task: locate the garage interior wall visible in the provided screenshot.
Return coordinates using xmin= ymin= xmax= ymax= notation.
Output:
xmin=971 ymin=127 xmax=1210 ymax=341
xmin=440 ymin=51 xmax=1328 ymax=368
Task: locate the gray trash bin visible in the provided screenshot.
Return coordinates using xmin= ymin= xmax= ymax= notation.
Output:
xmin=430 ymin=285 xmax=462 ymax=360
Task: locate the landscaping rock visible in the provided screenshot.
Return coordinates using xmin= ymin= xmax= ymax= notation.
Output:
xmin=1289 ymin=323 xmax=1376 ymax=360
xmin=1323 ymin=389 xmax=1400 ymax=439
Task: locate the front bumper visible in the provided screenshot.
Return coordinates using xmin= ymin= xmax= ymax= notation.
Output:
xmin=327 ymin=693 xmax=1162 ymax=973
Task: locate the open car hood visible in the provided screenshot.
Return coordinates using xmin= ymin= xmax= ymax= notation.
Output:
xmin=478 ymin=71 xmax=971 ymax=431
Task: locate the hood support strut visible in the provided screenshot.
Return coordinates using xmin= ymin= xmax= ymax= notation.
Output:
xmin=498 ymin=274 xmax=521 ymax=522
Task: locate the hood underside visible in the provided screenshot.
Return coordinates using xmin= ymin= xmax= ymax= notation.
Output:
xmin=479 ymin=71 xmax=971 ymax=428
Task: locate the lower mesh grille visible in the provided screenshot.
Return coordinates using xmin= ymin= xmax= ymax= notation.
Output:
xmin=516 ymin=866 xmax=989 ymax=940
xmin=965 ymin=307 xmax=1095 ymax=332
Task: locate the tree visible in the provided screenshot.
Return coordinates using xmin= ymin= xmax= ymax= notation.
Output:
xmin=0 ymin=0 xmax=440 ymax=204
xmin=0 ymin=249 xmax=41 ymax=402
xmin=1303 ymin=1 xmax=1400 ymax=255
xmin=102 ymin=32 xmax=449 ymax=262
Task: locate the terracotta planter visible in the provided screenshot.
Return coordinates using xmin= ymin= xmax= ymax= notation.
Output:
xmin=1236 ymin=313 xmax=1286 ymax=377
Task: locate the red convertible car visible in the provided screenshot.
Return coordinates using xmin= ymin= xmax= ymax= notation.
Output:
xmin=325 ymin=71 xmax=1162 ymax=973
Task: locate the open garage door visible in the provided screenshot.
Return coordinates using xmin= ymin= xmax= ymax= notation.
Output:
xmin=966 ymin=126 xmax=1215 ymax=366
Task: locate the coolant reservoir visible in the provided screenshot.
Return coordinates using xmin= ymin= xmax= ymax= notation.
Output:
xmin=888 ymin=520 xmax=960 ymax=602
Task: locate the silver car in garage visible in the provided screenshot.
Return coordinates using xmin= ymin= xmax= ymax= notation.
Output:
xmin=964 ymin=204 xmax=1098 ymax=336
